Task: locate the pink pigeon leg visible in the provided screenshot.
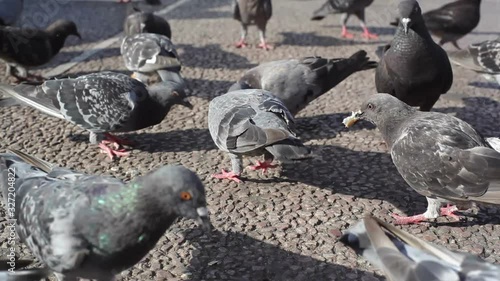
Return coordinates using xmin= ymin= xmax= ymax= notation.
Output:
xmin=440 ymin=204 xmax=460 ymax=221
xmin=391 ymin=213 xmax=427 ymax=225
xmin=249 ymin=160 xmax=277 ymax=173
xmin=212 ymin=169 xmax=242 ymax=183
xmin=341 ymin=26 xmax=355 ymax=39
xmin=98 ymin=143 xmax=130 ymax=160
xmin=235 ymin=39 xmax=248 ymax=48
xmin=361 ymin=26 xmax=378 ymax=39
xmin=104 ymin=133 xmax=135 ymax=147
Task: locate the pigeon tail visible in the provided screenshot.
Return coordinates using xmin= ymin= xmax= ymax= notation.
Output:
xmin=265 ymin=138 xmax=312 ymax=162
xmin=157 ymin=69 xmax=184 ymax=84
xmin=8 ymin=148 xmax=54 ymax=173
xmin=311 ymin=1 xmax=336 ymax=21
xmin=1 ymin=83 xmax=64 ymax=119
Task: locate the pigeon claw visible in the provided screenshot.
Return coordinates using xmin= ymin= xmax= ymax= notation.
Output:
xmin=257 ymin=42 xmax=273 ymax=51
xmin=361 ymin=30 xmax=379 ymax=40
xmin=440 ymin=204 xmax=460 ymax=221
xmin=391 ymin=213 xmax=426 ymax=225
xmin=248 ymin=160 xmax=277 ymax=173
xmin=235 ymin=40 xmax=248 ymax=48
xmin=98 ymin=143 xmax=130 ymax=160
xmin=104 ymin=133 xmax=135 ymax=147
xmin=341 ymin=27 xmax=355 ymax=39
xmin=212 ymin=169 xmax=242 ymax=183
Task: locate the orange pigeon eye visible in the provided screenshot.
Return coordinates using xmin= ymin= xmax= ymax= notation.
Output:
xmin=180 ymin=191 xmax=192 ymax=201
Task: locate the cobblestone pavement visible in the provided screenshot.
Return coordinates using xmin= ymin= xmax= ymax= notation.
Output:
xmin=1 ymin=0 xmax=500 ymax=280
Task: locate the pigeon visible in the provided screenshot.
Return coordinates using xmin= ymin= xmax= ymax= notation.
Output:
xmin=0 ymin=149 xmax=211 ymax=281
xmin=0 ymin=72 xmax=193 ymax=160
xmin=0 ymin=0 xmax=23 ymax=26
xmin=375 ymin=0 xmax=453 ymax=111
xmin=208 ymin=89 xmax=312 ymax=183
xmin=390 ymin=0 xmax=481 ymax=50
xmin=0 ymin=258 xmax=50 ymax=281
xmin=311 ymin=0 xmax=378 ymax=39
xmin=340 ymin=215 xmax=500 ymax=281
xmin=448 ymin=37 xmax=500 ymax=85
xmin=344 ymin=93 xmax=500 ymax=224
xmin=123 ymin=8 xmax=171 ymax=38
xmin=0 ymin=19 xmax=80 ymax=81
xmin=121 ymin=33 xmax=185 ymax=87
xmin=228 ymin=50 xmax=377 ymax=115
xmin=232 ymin=0 xmax=273 ymax=50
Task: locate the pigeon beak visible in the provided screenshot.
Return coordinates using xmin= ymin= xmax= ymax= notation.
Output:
xmin=401 ymin=18 xmax=411 ymax=34
xmin=196 ymin=207 xmax=212 ymax=232
xmin=180 ymin=97 xmax=193 ymax=109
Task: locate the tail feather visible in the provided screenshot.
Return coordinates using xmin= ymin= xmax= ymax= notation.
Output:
xmin=265 ymin=138 xmax=312 ymax=162
xmin=0 ymin=83 xmax=63 ymax=119
xmin=7 ymin=149 xmax=54 ymax=173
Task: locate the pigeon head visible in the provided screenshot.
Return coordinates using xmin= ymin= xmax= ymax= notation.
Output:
xmin=357 ymin=94 xmax=415 ymax=126
xmin=397 ymin=0 xmax=422 ymax=34
xmin=147 ymin=81 xmax=193 ymax=109
xmin=47 ymin=19 xmax=81 ymax=39
xmin=139 ymin=165 xmax=211 ymax=231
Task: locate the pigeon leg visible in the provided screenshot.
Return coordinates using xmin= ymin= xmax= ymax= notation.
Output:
xmin=235 ymin=25 xmax=248 ymax=48
xmin=361 ymin=25 xmax=378 ymax=39
xmin=257 ymin=27 xmax=273 ymax=50
xmin=249 ymin=152 xmax=277 ymax=173
xmin=98 ymin=143 xmax=130 ymax=160
xmin=392 ymin=197 xmax=455 ymax=224
xmin=392 ymin=213 xmax=427 ymax=225
xmin=440 ymin=204 xmax=460 ymax=221
xmin=212 ymin=153 xmax=243 ymax=183
xmin=104 ymin=133 xmax=136 ymax=147
xmin=212 ymin=169 xmax=242 ymax=183
xmin=340 ymin=14 xmax=354 ymax=39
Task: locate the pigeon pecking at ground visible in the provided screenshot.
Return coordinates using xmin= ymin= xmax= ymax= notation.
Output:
xmin=0 ymin=149 xmax=211 ymax=281
xmin=121 ymin=33 xmax=185 ymax=87
xmin=0 ymin=0 xmax=23 ymax=26
xmin=311 ymin=0 xmax=378 ymax=39
xmin=232 ymin=0 xmax=273 ymax=50
xmin=208 ymin=89 xmax=312 ymax=183
xmin=375 ymin=0 xmax=453 ymax=112
xmin=343 ymin=93 xmax=500 ymax=224
xmin=228 ymin=50 xmax=377 ymax=116
xmin=340 ymin=215 xmax=500 ymax=280
xmin=448 ymin=37 xmax=500 ymax=85
xmin=0 ymin=19 xmax=80 ymax=82
xmin=0 ymin=72 xmax=192 ymax=160
xmin=390 ymin=0 xmax=481 ymax=50
xmin=123 ymin=7 xmax=171 ymax=38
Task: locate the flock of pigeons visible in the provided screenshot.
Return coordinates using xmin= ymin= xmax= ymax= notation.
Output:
xmin=0 ymin=0 xmax=499 ymax=280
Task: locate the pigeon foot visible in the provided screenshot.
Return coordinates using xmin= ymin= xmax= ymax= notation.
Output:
xmin=341 ymin=27 xmax=355 ymax=39
xmin=248 ymin=160 xmax=277 ymax=173
xmin=117 ymin=0 xmax=131 ymax=3
xmin=98 ymin=143 xmax=130 ymax=160
xmin=391 ymin=213 xmax=427 ymax=225
xmin=440 ymin=204 xmax=460 ymax=221
xmin=235 ymin=40 xmax=248 ymax=48
xmin=212 ymin=169 xmax=242 ymax=183
xmin=104 ymin=133 xmax=135 ymax=147
xmin=361 ymin=29 xmax=378 ymax=39
xmin=257 ymin=42 xmax=273 ymax=51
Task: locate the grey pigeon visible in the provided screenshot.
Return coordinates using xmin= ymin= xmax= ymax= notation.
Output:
xmin=228 ymin=50 xmax=377 ymax=115
xmin=121 ymin=33 xmax=185 ymax=89
xmin=0 ymin=72 xmax=192 ymax=159
xmin=0 ymin=258 xmax=50 ymax=281
xmin=208 ymin=89 xmax=312 ymax=183
xmin=341 ymin=215 xmax=500 ymax=281
xmin=0 ymin=0 xmax=23 ymax=26
xmin=232 ymin=0 xmax=273 ymax=50
xmin=344 ymin=93 xmax=500 ymax=224
xmin=390 ymin=0 xmax=481 ymax=49
xmin=0 ymin=19 xmax=80 ymax=82
xmin=375 ymin=0 xmax=453 ymax=111
xmin=0 ymin=149 xmax=211 ymax=281
xmin=448 ymin=37 xmax=500 ymax=85
xmin=311 ymin=0 xmax=378 ymax=39
xmin=123 ymin=8 xmax=171 ymax=38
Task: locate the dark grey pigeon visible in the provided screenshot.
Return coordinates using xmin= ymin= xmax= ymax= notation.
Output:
xmin=448 ymin=37 xmax=500 ymax=85
xmin=232 ymin=0 xmax=273 ymax=50
xmin=0 ymin=258 xmax=50 ymax=281
xmin=311 ymin=0 xmax=378 ymax=39
xmin=390 ymin=0 xmax=481 ymax=49
xmin=123 ymin=8 xmax=171 ymax=38
xmin=0 ymin=149 xmax=211 ymax=281
xmin=376 ymin=0 xmax=453 ymax=111
xmin=0 ymin=19 xmax=80 ymax=81
xmin=0 ymin=72 xmax=192 ymax=160
xmin=344 ymin=93 xmax=500 ymax=224
xmin=121 ymin=33 xmax=185 ymax=88
xmin=208 ymin=89 xmax=312 ymax=183
xmin=228 ymin=50 xmax=377 ymax=115
xmin=0 ymin=0 xmax=23 ymax=26
xmin=341 ymin=216 xmax=500 ymax=281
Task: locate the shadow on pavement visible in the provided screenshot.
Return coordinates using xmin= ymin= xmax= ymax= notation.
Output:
xmin=279 ymin=32 xmax=386 ymax=47
xmin=178 ymin=44 xmax=257 ymax=70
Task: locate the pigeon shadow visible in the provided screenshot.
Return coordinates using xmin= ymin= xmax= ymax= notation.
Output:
xmin=187 ymin=78 xmax=235 ymax=100
xmin=467 ymin=81 xmax=500 ymax=90
xmin=321 ymin=25 xmax=396 ymax=37
xmin=279 ymin=32 xmax=386 ymax=47
xmin=165 ymin=0 xmax=231 ymax=20
xmin=182 ymin=228 xmax=381 ymax=281
xmin=177 ymin=44 xmax=256 ymax=70
xmin=38 ymin=48 xmax=122 ymax=73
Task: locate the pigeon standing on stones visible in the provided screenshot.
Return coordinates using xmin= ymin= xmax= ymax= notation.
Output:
xmin=0 ymin=72 xmax=193 ymax=159
xmin=121 ymin=33 xmax=185 ymax=89
xmin=123 ymin=8 xmax=171 ymax=38
xmin=208 ymin=89 xmax=312 ymax=183
xmin=311 ymin=0 xmax=378 ymax=39
xmin=0 ymin=149 xmax=211 ymax=281
xmin=375 ymin=0 xmax=453 ymax=111
xmin=448 ymin=37 xmax=500 ymax=85
xmin=232 ymin=0 xmax=273 ymax=50
xmin=341 ymin=216 xmax=500 ymax=280
xmin=344 ymin=94 xmax=500 ymax=224
xmin=228 ymin=50 xmax=377 ymax=115
xmin=0 ymin=19 xmax=80 ymax=81
xmin=390 ymin=0 xmax=481 ymax=49
xmin=0 ymin=0 xmax=23 ymax=26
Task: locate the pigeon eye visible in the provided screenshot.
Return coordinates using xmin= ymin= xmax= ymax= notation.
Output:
xmin=180 ymin=191 xmax=192 ymax=201
xmin=367 ymin=103 xmax=375 ymax=110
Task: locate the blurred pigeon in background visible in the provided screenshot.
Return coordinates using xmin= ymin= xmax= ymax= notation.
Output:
xmin=228 ymin=50 xmax=377 ymax=115
xmin=0 ymin=72 xmax=192 ymax=159
xmin=0 ymin=0 xmax=23 ymax=26
xmin=448 ymin=37 xmax=500 ymax=85
xmin=0 ymin=19 xmax=80 ymax=82
xmin=311 ymin=0 xmax=378 ymax=39
xmin=376 ymin=0 xmax=453 ymax=111
xmin=0 ymin=149 xmax=211 ymax=281
xmin=124 ymin=7 xmax=171 ymax=38
xmin=345 ymin=94 xmax=500 ymax=224
xmin=232 ymin=0 xmax=273 ymax=50
xmin=208 ymin=89 xmax=312 ymax=183
xmin=341 ymin=215 xmax=500 ymax=281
